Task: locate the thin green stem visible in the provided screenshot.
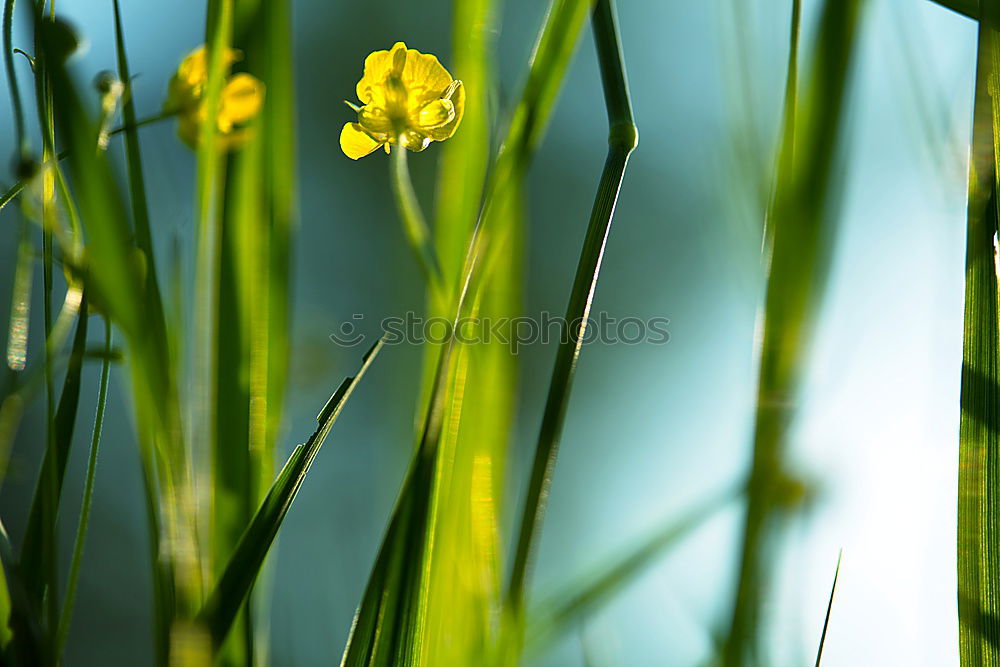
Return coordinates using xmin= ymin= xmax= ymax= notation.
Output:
xmin=3 ymin=0 xmax=28 ymax=160
xmin=56 ymin=317 xmax=111 ymax=656
xmin=506 ymin=0 xmax=637 ymax=618
xmin=390 ymin=142 xmax=446 ymax=307
xmin=0 ymin=110 xmax=179 ymax=216
xmin=722 ymin=1 xmax=862 ymax=663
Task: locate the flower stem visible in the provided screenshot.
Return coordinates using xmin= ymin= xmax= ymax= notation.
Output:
xmin=389 ymin=142 xmax=446 ymax=306
xmin=0 ymin=109 xmax=180 ymax=216
xmin=56 ymin=316 xmax=112 ymax=657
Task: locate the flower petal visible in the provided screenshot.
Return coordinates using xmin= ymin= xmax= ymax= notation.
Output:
xmin=358 ymin=106 xmax=394 ymax=134
xmin=356 ymin=42 xmax=407 ymax=107
xmin=417 ymin=99 xmax=455 ymax=131
xmin=219 ymin=73 xmax=265 ymax=131
xmin=424 ymin=80 xmax=465 ymax=142
xmin=401 ymin=48 xmax=453 ymax=105
xmin=340 ymin=122 xmax=383 ymax=159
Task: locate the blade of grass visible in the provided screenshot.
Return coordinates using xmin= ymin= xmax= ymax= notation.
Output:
xmin=722 ymin=1 xmax=863 ymax=664
xmin=55 ymin=316 xmax=111 ymax=656
xmin=31 ymin=0 xmax=61 ymax=650
xmin=506 ymin=0 xmax=638 ymax=623
xmin=199 ymin=340 xmax=383 ymax=650
xmin=420 ymin=1 xmax=510 ymax=662
xmin=3 ymin=0 xmax=29 ymax=161
xmin=814 ymin=550 xmax=842 ymax=667
xmin=211 ymin=0 xmax=297 ymax=660
xmin=19 ymin=289 xmax=86 ymax=605
xmin=526 ymin=490 xmax=731 ymax=653
xmin=957 ymin=6 xmax=1000 ymax=664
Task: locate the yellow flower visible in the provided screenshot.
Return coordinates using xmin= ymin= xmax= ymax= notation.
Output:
xmin=165 ymin=45 xmax=265 ymax=150
xmin=340 ymin=42 xmax=464 ymax=160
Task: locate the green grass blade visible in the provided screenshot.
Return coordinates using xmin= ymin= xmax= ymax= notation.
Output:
xmin=526 ymin=491 xmax=731 ymax=653
xmin=19 ymin=290 xmax=86 ymax=606
xmin=55 ymin=316 xmax=111 ymax=656
xmin=957 ymin=7 xmax=1000 ymax=664
xmin=3 ymin=0 xmax=29 ymax=160
xmin=199 ymin=340 xmax=383 ymax=651
xmin=420 ymin=1 xmax=510 ymax=661
xmin=722 ymin=1 xmax=863 ymax=664
xmin=111 ymin=0 xmax=164 ymax=310
xmin=814 ymin=551 xmax=842 ymax=667
xmin=210 ymin=1 xmax=298 ymax=660
xmin=506 ymin=0 xmax=638 ymax=619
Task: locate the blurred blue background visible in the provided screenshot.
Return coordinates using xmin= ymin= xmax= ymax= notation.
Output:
xmin=0 ymin=0 xmax=975 ymax=664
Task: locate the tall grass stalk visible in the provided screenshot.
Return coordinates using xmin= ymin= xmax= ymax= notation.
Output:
xmin=506 ymin=0 xmax=637 ymax=620
xmin=722 ymin=1 xmax=862 ymax=663
xmin=956 ymin=6 xmax=1000 ymax=664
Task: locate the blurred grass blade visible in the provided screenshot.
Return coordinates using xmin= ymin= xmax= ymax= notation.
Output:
xmin=200 ymin=340 xmax=383 ymax=650
xmin=213 ymin=0 xmax=298 ymax=660
xmin=814 ymin=551 xmax=842 ymax=667
xmin=5 ymin=221 xmax=32 ymax=373
xmin=506 ymin=0 xmax=638 ymax=618
xmin=418 ymin=0 xmax=507 ymax=662
xmin=722 ymin=2 xmax=863 ymax=664
xmin=526 ymin=491 xmax=731 ymax=652
xmin=957 ymin=7 xmax=1000 ymax=664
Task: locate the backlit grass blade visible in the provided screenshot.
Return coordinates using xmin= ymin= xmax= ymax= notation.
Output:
xmin=526 ymin=491 xmax=731 ymax=654
xmin=199 ymin=340 xmax=383 ymax=651
xmin=722 ymin=1 xmax=863 ymax=664
xmin=417 ymin=0 xmax=507 ymax=663
xmin=957 ymin=7 xmax=1000 ymax=664
xmin=212 ymin=0 xmax=297 ymax=660
xmin=506 ymin=0 xmax=638 ymax=621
